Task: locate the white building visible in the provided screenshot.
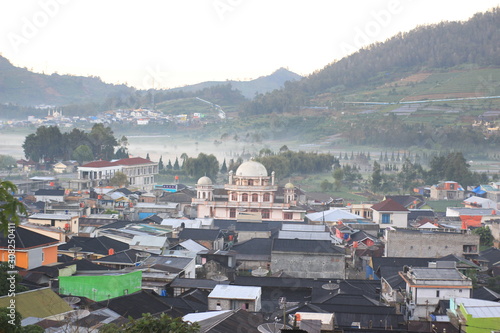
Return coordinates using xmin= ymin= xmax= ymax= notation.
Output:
xmin=208 ymin=285 xmax=261 ymax=311
xmin=77 ymin=157 xmax=158 ymax=191
xmin=399 ymin=262 xmax=472 ymax=320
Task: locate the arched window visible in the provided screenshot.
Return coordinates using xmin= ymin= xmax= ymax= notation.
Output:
xmin=262 ymin=209 xmax=270 ymax=219
xmin=242 ymin=193 xmax=248 ymax=202
xmin=263 ymin=193 xmax=271 ymax=202
xmin=229 ymin=208 xmax=236 ymax=218
xmin=252 ymin=193 xmax=258 ymax=202
xmin=248 ymin=179 xmax=254 ymax=186
xmin=231 ymin=192 xmax=237 ymax=201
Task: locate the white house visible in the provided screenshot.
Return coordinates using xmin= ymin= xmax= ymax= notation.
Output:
xmin=371 ymin=198 xmax=409 ymax=228
xmin=208 ymin=285 xmax=261 ymax=312
xmin=399 ymin=262 xmax=472 ymax=320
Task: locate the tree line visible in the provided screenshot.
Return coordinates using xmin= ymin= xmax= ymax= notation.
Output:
xmin=22 ymin=124 xmax=128 ymax=163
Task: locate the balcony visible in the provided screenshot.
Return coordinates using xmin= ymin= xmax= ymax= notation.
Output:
xmin=224 ymin=184 xmax=277 ymax=191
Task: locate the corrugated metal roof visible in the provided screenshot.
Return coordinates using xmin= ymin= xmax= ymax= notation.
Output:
xmin=208 ymin=285 xmax=261 ymax=300
xmin=278 ymin=230 xmax=332 ymax=241
xmin=281 ymin=224 xmax=327 ymax=232
xmin=456 ymin=297 xmax=500 ymax=318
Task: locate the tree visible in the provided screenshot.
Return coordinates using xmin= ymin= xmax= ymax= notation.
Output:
xmin=158 ymin=156 xmax=164 ymax=171
xmin=72 ymin=145 xmax=94 ymax=164
xmin=220 ymin=159 xmax=227 ymax=173
xmin=0 ymin=180 xmax=27 ymax=234
xmin=114 ymin=147 xmax=129 ymax=159
xmin=320 ymin=179 xmax=333 ymax=192
xmin=0 ymin=263 xmax=27 ymax=296
xmin=22 ymin=126 xmax=64 ymax=162
xmin=173 ymin=158 xmax=180 ymax=171
xmin=100 ymin=313 xmax=199 ymax=333
xmin=371 ymin=161 xmax=382 ymax=192
xmin=183 ymin=153 xmax=219 ymax=180
xmin=166 ymin=159 xmax=173 ymax=170
xmin=332 ymin=168 xmax=344 ymax=191
xmin=146 ymin=153 xmax=150 ymax=160
xmin=472 ymin=226 xmax=494 ymax=248
xmin=88 ymin=123 xmax=118 ymax=160
xmin=109 ymin=172 xmax=129 ymax=187
xmin=0 ymin=155 xmax=17 ymax=170
xmin=0 ymin=307 xmax=22 ymax=332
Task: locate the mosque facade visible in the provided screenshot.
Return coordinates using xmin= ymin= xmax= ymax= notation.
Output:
xmin=191 ymin=161 xmax=306 ymax=221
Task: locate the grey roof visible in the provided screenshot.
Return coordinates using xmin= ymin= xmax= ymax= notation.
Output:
xmin=231 ymin=238 xmax=273 ymax=258
xmin=409 ymin=268 xmax=467 ymax=280
xmin=272 ymin=239 xmax=344 ymax=254
xmin=278 ymin=230 xmax=333 ymax=241
xmin=178 ymin=228 xmax=222 ymax=241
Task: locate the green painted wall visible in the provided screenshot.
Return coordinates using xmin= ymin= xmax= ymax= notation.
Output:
xmin=59 ymin=271 xmax=142 ymax=301
xmin=460 ymin=304 xmax=500 ymax=333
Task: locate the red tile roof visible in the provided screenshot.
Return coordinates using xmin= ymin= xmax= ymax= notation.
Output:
xmin=81 ymin=157 xmax=154 ymax=168
xmin=113 ymin=157 xmax=152 ymax=166
xmin=81 ymin=160 xmax=115 ymax=168
xmin=371 ymin=198 xmax=408 ymax=212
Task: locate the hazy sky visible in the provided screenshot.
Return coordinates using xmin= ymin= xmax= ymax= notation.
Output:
xmin=1 ymin=1 xmax=498 ymax=89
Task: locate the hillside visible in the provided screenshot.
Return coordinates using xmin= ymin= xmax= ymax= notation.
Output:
xmin=0 ymin=56 xmax=134 ymax=106
xmin=169 ymin=67 xmax=302 ymax=99
xmin=244 ymin=7 xmax=500 ymax=115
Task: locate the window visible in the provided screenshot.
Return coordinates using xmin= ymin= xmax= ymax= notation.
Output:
xmin=252 ymin=193 xmax=258 ymax=202
xmin=231 ymin=193 xmax=237 ymax=201
xmin=242 ymin=193 xmax=248 ymax=202
xmin=41 ymin=252 xmax=45 ymax=262
xmin=230 ymin=208 xmax=236 ymax=218
xmin=381 ymin=214 xmax=391 ymax=224
xmin=248 ymin=179 xmax=254 ymax=186
xmin=262 ymin=209 xmax=270 ymax=219
xmin=263 ymin=193 xmax=270 ymax=202
xmin=284 ymin=212 xmax=293 ymax=220
xmin=436 ymin=290 xmax=440 ymax=297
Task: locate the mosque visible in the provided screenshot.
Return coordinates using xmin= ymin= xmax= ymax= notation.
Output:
xmin=191 ymin=160 xmax=306 ymax=222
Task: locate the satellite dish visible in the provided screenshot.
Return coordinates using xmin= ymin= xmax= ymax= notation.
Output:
xmin=66 ymin=309 xmax=90 ymax=319
xmin=68 ymin=247 xmax=82 ymax=253
xmin=251 ymin=267 xmax=269 ymax=277
xmin=322 ymin=281 xmax=340 ymax=291
xmin=257 ymin=323 xmax=290 ymax=333
xmin=63 ymin=297 xmax=81 ymax=305
xmin=211 ymin=273 xmax=228 ymax=282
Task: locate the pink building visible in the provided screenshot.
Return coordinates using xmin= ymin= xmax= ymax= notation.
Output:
xmin=192 ymin=161 xmax=305 ymax=222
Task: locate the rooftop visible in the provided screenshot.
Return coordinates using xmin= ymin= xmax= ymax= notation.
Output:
xmin=208 ymin=285 xmax=261 ymax=300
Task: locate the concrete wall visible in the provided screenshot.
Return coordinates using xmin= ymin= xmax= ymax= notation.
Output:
xmin=271 ymin=252 xmax=345 ymax=279
xmin=208 ymin=298 xmax=259 ymax=311
xmin=385 ymin=230 xmax=479 ymax=258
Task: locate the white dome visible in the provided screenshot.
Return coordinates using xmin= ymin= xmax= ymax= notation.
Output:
xmin=235 ymin=161 xmax=268 ymax=177
xmin=197 ymin=176 xmax=212 ymax=185
xmin=285 ymin=182 xmax=294 ymax=189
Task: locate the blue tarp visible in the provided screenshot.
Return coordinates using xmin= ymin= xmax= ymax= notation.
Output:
xmin=138 ymin=212 xmax=155 ymax=219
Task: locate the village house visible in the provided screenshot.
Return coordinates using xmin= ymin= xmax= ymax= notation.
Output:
xmin=28 ymin=212 xmax=79 ymax=234
xmin=0 ymin=228 xmax=61 ymax=269
xmin=208 ymin=285 xmax=262 ymax=311
xmin=384 ymin=228 xmax=480 ymax=259
xmin=430 ymin=181 xmax=465 ymax=200
xmin=400 ymin=263 xmax=472 ymax=320
xmin=270 ymin=238 xmax=345 ymax=279
xmin=371 ymin=198 xmax=409 ymax=228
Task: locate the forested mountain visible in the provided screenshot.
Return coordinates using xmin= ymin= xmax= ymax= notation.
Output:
xmin=244 ymin=7 xmax=500 ymax=115
xmin=0 ymin=55 xmax=134 ymax=106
